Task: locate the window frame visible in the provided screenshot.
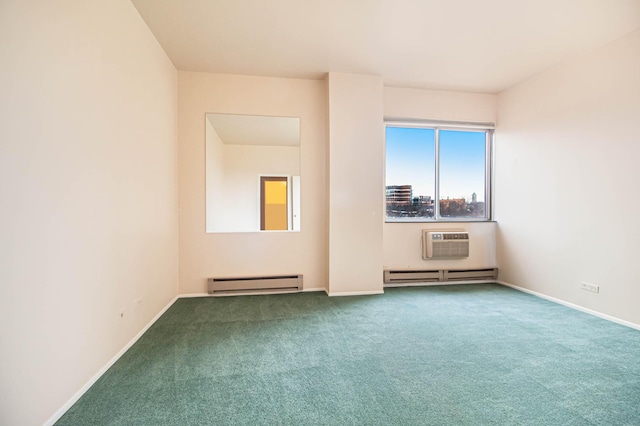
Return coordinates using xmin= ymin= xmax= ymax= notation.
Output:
xmin=384 ymin=118 xmax=494 ymax=222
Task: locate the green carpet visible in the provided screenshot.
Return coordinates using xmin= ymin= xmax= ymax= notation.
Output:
xmin=56 ymin=284 xmax=640 ymax=425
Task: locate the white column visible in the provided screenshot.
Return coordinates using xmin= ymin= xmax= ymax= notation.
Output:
xmin=327 ymin=73 xmax=384 ymax=295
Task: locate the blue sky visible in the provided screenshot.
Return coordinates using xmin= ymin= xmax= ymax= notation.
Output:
xmin=386 ymin=126 xmax=486 ymax=202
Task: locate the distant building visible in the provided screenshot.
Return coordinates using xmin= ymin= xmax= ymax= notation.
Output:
xmin=386 ymin=185 xmax=412 ymax=205
xmin=440 ymin=197 xmax=467 ymax=216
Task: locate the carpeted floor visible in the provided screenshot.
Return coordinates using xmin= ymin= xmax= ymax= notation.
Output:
xmin=56 ymin=284 xmax=640 ymax=425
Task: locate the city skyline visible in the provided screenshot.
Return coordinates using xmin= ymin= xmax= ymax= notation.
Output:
xmin=385 ymin=183 xmax=486 ymax=218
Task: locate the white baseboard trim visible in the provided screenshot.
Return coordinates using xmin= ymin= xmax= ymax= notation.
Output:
xmin=45 ymin=295 xmax=179 ymax=426
xmin=384 ymin=279 xmax=496 ymax=288
xmin=178 ymin=292 xmax=210 ymax=298
xmin=497 ymin=280 xmax=640 ymax=331
xmin=178 ymin=288 xmax=327 ymax=298
xmin=328 ymin=289 xmax=385 ymax=297
xmin=302 ymin=287 xmax=327 ymax=293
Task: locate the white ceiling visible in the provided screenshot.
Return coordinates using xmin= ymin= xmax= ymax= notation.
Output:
xmin=131 ymin=0 xmax=640 ymax=94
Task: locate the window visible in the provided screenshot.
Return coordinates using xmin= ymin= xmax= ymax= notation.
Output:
xmin=385 ymin=120 xmax=492 ymax=221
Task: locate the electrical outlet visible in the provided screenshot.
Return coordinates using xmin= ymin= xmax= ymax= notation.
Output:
xmin=580 ymin=282 xmax=599 ymax=293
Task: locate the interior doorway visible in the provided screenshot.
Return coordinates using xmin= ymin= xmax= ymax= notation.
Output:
xmin=260 ymin=176 xmax=288 ymax=231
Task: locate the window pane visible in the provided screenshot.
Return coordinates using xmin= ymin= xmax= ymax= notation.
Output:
xmin=385 ymin=127 xmax=435 ymax=220
xmin=438 ymin=130 xmax=486 ymax=219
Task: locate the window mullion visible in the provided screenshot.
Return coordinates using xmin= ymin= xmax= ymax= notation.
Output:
xmin=485 ymin=130 xmax=492 ymax=220
xmin=434 ymin=128 xmax=440 ymax=220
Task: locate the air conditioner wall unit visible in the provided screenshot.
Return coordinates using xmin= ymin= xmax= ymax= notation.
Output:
xmin=422 ymin=230 xmax=470 ymax=259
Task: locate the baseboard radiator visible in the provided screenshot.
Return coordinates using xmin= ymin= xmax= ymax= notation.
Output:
xmin=383 ymin=269 xmax=444 ymax=284
xmin=383 ymin=268 xmax=498 ymax=285
xmin=443 ymin=268 xmax=498 ymax=281
xmin=208 ymin=275 xmax=303 ymax=295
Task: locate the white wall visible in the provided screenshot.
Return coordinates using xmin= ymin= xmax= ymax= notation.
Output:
xmin=221 ymin=144 xmax=300 ymax=232
xmin=496 ymin=29 xmax=640 ymax=325
xmin=205 ymin=119 xmax=225 ymax=231
xmin=193 ymin=76 xmax=499 ymax=294
xmin=384 ymin=222 xmax=497 ymax=270
xmin=385 ymin=87 xmax=497 ymax=123
xmin=0 ymin=1 xmax=178 ymax=425
xmin=383 ymin=87 xmax=498 ymax=271
xmin=179 ymin=72 xmax=327 ymax=292
xmin=327 ymin=73 xmax=385 ymax=295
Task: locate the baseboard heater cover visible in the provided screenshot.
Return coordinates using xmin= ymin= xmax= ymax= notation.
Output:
xmin=383 ymin=269 xmax=443 ymax=283
xmin=384 ymin=268 xmax=498 ymax=284
xmin=444 ymin=268 xmax=498 ymax=281
xmin=208 ymin=275 xmax=302 ymax=295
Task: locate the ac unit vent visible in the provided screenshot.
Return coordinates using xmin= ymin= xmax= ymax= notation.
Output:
xmin=208 ymin=275 xmax=302 ymax=296
xmin=422 ymin=231 xmax=470 ymax=259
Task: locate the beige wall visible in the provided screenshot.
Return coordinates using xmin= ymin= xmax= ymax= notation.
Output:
xmin=327 ymin=73 xmax=385 ymax=295
xmin=384 ymin=222 xmax=497 ymax=270
xmin=0 ymin=1 xmax=178 ymax=425
xmin=205 ymin=119 xmax=225 ymax=231
xmin=190 ymin=75 xmax=498 ymax=295
xmin=383 ymin=87 xmax=498 ymax=270
xmin=495 ymin=29 xmax=640 ymax=326
xmin=179 ymin=72 xmax=327 ymax=292
xmin=385 ymin=87 xmax=497 ymax=123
